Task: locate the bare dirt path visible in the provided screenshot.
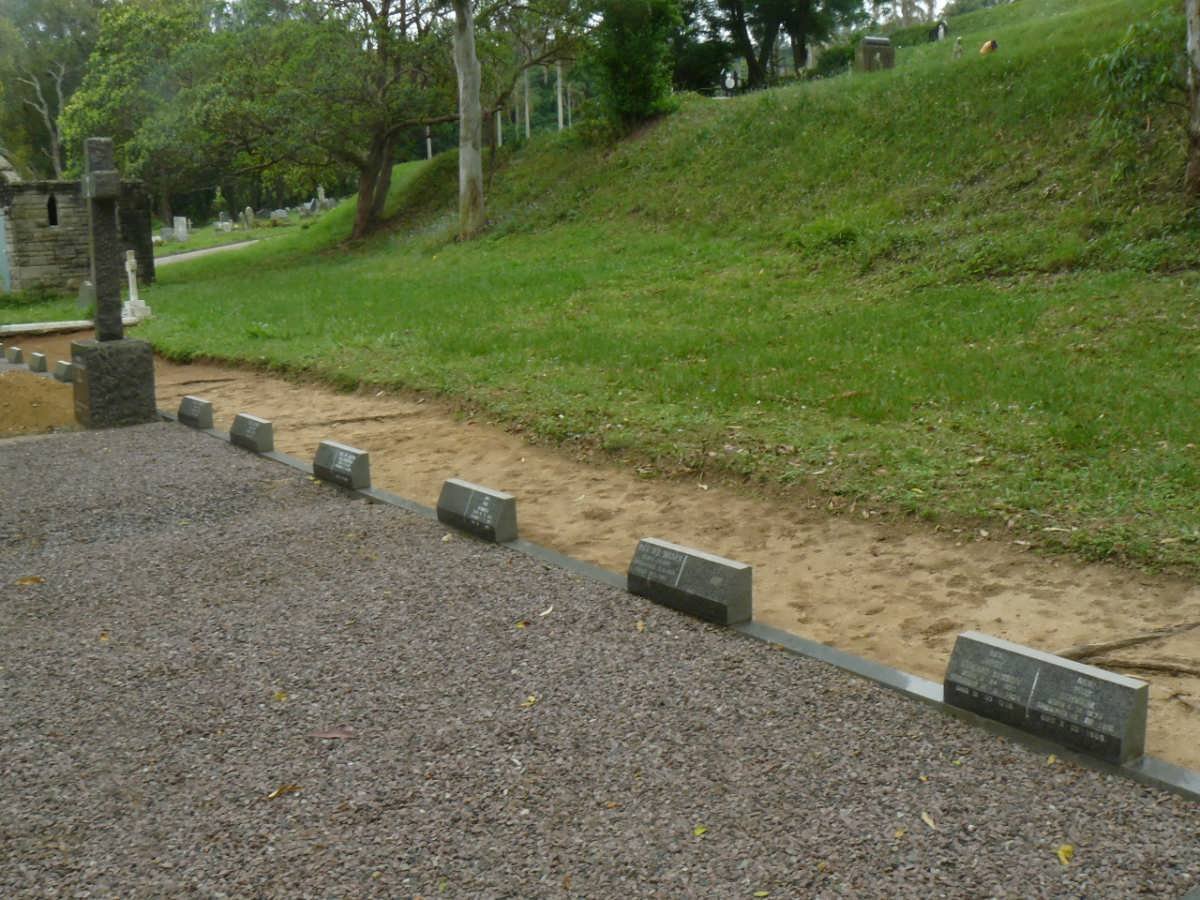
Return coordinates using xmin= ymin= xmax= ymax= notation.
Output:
xmin=10 ymin=329 xmax=1200 ymax=771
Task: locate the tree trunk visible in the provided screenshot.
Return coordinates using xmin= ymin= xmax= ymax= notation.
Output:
xmin=351 ymin=132 xmax=391 ymax=240
xmin=1186 ymin=0 xmax=1200 ymax=197
xmin=789 ymin=29 xmax=808 ymax=74
xmin=452 ymin=0 xmax=485 ymax=239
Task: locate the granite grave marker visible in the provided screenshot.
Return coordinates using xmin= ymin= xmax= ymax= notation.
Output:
xmin=28 ymin=352 xmax=47 ymax=372
xmin=627 ymin=537 xmax=752 ymax=626
xmin=53 ymin=360 xmax=74 ymax=383
xmin=177 ymin=395 xmax=214 ymax=430
xmin=944 ymin=631 xmax=1148 ymax=764
xmin=230 ymin=413 xmax=275 ymax=453
xmin=436 ymin=478 xmax=518 ymax=543
xmin=5 ymin=346 xmax=23 ymax=364
xmin=313 ymin=440 xmax=370 ymax=489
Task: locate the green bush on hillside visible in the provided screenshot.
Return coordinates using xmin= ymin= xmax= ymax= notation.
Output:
xmin=586 ymin=0 xmax=682 ymax=129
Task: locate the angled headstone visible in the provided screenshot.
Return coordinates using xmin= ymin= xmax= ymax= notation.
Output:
xmin=27 ymin=352 xmax=47 ymax=372
xmin=944 ymin=631 xmax=1149 ymax=765
xmin=313 ymin=440 xmax=370 ymax=489
xmin=230 ymin=413 xmax=275 ymax=453
xmin=177 ymin=395 xmax=214 ymax=430
xmin=5 ymin=346 xmax=23 ymax=364
xmin=53 ymin=360 xmax=74 ymax=383
xmin=436 ymin=478 xmax=518 ymax=543
xmin=627 ymin=538 xmax=752 ymax=626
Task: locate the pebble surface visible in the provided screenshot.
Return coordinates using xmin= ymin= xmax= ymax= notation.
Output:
xmin=1 ymin=423 xmax=1198 ymax=898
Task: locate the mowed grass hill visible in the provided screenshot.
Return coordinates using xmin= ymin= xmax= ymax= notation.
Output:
xmin=132 ymin=0 xmax=1200 ymax=569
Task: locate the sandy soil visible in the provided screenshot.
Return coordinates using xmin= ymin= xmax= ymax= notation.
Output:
xmin=7 ymin=329 xmax=1200 ymax=771
xmin=0 ymin=368 xmax=79 ymax=439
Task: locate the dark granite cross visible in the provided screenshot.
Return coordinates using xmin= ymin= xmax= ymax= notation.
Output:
xmin=82 ymin=137 xmax=123 ymax=341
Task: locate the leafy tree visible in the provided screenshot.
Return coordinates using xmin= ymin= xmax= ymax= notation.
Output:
xmin=0 ymin=0 xmax=100 ymax=177
xmin=716 ymin=0 xmax=862 ymax=89
xmin=588 ymin=0 xmax=681 ymax=128
xmin=1089 ymin=6 xmax=1191 ymax=189
xmin=671 ymin=0 xmax=732 ymax=93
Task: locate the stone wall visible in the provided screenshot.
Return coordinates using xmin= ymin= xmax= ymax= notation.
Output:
xmin=0 ymin=180 xmax=154 ymax=294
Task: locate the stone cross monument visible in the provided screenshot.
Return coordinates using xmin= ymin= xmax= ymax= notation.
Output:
xmin=71 ymin=137 xmax=157 ymax=428
xmin=122 ymin=249 xmax=151 ymax=320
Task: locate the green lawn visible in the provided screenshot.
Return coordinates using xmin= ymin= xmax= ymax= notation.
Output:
xmin=132 ymin=0 xmax=1200 ymax=569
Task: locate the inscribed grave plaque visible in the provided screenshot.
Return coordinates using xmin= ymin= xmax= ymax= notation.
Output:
xmin=944 ymin=631 xmax=1148 ymax=765
xmin=28 ymin=352 xmax=47 ymax=372
xmin=177 ymin=395 xmax=214 ymax=430
xmin=313 ymin=440 xmax=370 ymax=489
xmin=5 ymin=346 xmax=23 ymax=364
xmin=230 ymin=413 xmax=274 ymax=453
xmin=436 ymin=478 xmax=518 ymax=543
xmin=627 ymin=537 xmax=752 ymax=626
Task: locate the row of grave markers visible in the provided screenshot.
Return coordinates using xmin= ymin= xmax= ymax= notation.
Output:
xmin=0 ymin=359 xmax=1150 ymax=773
xmin=170 ymin=393 xmax=1151 ymax=770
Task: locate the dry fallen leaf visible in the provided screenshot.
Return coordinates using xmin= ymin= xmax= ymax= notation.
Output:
xmin=1046 ymin=754 xmax=1058 ymax=766
xmin=274 ymin=690 xmax=288 ymax=702
xmin=635 ymin=620 xmax=646 ymax=633
xmin=515 ymin=620 xmax=530 ymax=629
xmin=15 ymin=575 xmax=44 ymax=586
xmin=266 ymin=784 xmax=301 ymax=799
xmin=98 ymin=630 xmax=110 ymax=642
xmin=538 ymin=605 xmax=553 ymax=617
xmin=893 ymin=827 xmax=907 ymax=839
xmin=692 ymin=825 xmax=708 ymax=837
xmin=920 ymin=812 xmax=936 ymax=830
xmin=753 ymin=892 xmax=770 ymax=898
xmin=520 ymin=694 xmax=539 ymax=709
xmin=441 ymin=533 xmax=453 ymax=543
xmin=310 ymin=726 xmax=355 ymax=740
xmin=918 ymin=774 xmax=929 ymax=783
xmin=1057 ymin=844 xmax=1074 ymax=866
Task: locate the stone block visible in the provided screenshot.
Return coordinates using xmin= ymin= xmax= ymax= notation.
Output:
xmin=944 ymin=631 xmax=1148 ymax=765
xmin=28 ymin=352 xmax=47 ymax=372
xmin=5 ymin=346 xmax=23 ymax=364
xmin=53 ymin=360 xmax=74 ymax=383
xmin=313 ymin=440 xmax=370 ymax=490
xmin=230 ymin=413 xmax=274 ymax=453
xmin=627 ymin=537 xmax=752 ymax=626
xmin=436 ymin=478 xmax=518 ymax=543
xmin=177 ymin=395 xmax=214 ymax=430
xmin=70 ymin=339 xmax=157 ymax=429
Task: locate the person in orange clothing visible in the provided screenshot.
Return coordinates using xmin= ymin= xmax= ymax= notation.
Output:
xmin=980 ymin=39 xmax=998 ymax=55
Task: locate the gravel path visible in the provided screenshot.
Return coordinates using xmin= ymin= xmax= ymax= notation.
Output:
xmin=2 ymin=423 xmax=1198 ymax=898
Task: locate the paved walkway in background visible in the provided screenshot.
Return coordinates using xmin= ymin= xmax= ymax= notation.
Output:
xmin=155 ymin=239 xmax=259 ymax=267
xmin=1 ymin=423 xmax=1197 ymax=897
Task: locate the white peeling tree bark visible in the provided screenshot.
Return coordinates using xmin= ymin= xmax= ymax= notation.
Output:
xmin=452 ymin=0 xmax=485 ymax=238
xmin=1187 ymin=0 xmax=1200 ymax=197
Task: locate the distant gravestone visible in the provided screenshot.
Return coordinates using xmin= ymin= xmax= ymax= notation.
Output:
xmin=855 ymin=35 xmax=894 ymax=72
xmin=76 ymin=279 xmax=96 ymax=312
xmin=177 ymin=395 xmax=214 ymax=430
xmin=173 ymin=216 xmax=189 ymax=241
xmin=159 ymin=226 xmax=175 ymax=242
xmin=317 ymin=185 xmax=326 ymax=205
xmin=122 ymin=249 xmax=151 ymax=321
xmin=944 ymin=632 xmax=1149 ymax=765
xmin=53 ymin=360 xmax=74 ymax=383
xmin=5 ymin=346 xmax=23 ymax=364
xmin=27 ymin=352 xmax=47 ymax=372
xmin=436 ymin=478 xmax=518 ymax=543
xmin=244 ymin=206 xmax=255 ymax=228
xmin=627 ymin=538 xmax=752 ymax=626
xmin=71 ymin=137 xmax=157 ymax=429
xmin=313 ymin=440 xmax=370 ymax=489
xmin=230 ymin=413 xmax=274 ymax=453
xmin=270 ymin=209 xmax=288 ymax=225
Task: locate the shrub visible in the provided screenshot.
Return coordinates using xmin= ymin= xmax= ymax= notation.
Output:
xmin=587 ymin=0 xmax=683 ymax=129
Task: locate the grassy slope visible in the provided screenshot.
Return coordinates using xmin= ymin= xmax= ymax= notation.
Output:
xmin=137 ymin=0 xmax=1200 ymax=569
